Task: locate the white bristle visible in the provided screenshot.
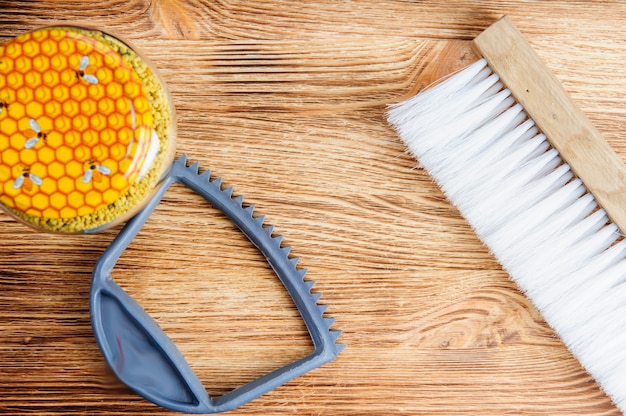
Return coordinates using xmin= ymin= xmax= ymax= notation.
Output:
xmin=388 ymin=58 xmax=626 ymax=413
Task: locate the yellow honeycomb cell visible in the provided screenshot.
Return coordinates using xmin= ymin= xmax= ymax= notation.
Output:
xmin=35 ymin=85 xmax=52 ymax=102
xmin=48 ymin=29 xmax=64 ymax=41
xmin=114 ymin=67 xmax=130 ymax=84
xmin=51 ymin=115 xmax=72 ymax=135
xmin=39 ymin=177 xmax=56 ymax=196
xmin=50 ymin=54 xmax=67 ymax=71
xmin=93 ymin=178 xmax=110 ymax=193
xmin=124 ymin=82 xmax=140 ymax=99
xmin=97 ymin=97 xmax=115 ymax=115
xmin=60 ymin=206 xmax=76 ymax=217
xmin=110 ymin=173 xmax=127 ymax=190
xmin=134 ymin=96 xmax=150 ymax=114
xmin=38 ymin=116 xmax=53 ymax=131
xmin=72 ymin=114 xmax=89 ymax=132
xmin=65 ymin=160 xmax=83 ymax=179
xmin=9 ymin=134 xmax=23 ymax=149
xmin=116 ymin=97 xmax=131 ymax=114
xmin=45 ymin=101 xmax=62 ymax=118
xmin=2 ymin=148 xmax=18 ymax=166
xmin=31 ymin=161 xmax=46 ymax=175
xmin=7 ymin=72 xmax=24 ymax=89
xmin=27 ymin=208 xmax=43 ymax=217
xmin=119 ymin=159 xmax=129 ymax=174
xmin=87 ymin=83 xmax=100 ymax=97
xmin=61 ymin=99 xmax=79 ymax=117
xmin=33 ymin=55 xmax=50 ymax=72
xmin=117 ymin=128 xmax=131 ymax=145
xmin=57 ymin=176 xmax=75 ymax=193
xmin=58 ymin=38 xmax=75 ymax=55
xmin=76 ymin=175 xmax=91 ymax=193
xmin=100 ymin=128 xmax=116 ymax=145
xmin=48 ymin=161 xmax=64 ymax=179
xmin=109 ymin=142 xmax=126 ymax=161
xmin=0 ymin=26 xmax=166 ymax=231
xmin=31 ymin=29 xmax=48 ymax=42
xmin=42 ymin=207 xmax=58 ymax=217
xmin=32 ymin=193 xmax=48 ymax=210
xmin=98 ymin=67 xmax=113 ymax=85
xmin=74 ymin=144 xmax=90 ymax=161
xmin=18 ymin=89 xmax=35 ymax=108
xmin=106 ymin=82 xmax=123 ymax=99
xmin=25 ymin=72 xmax=42 ymax=90
xmin=40 ymin=39 xmax=58 ymax=57
xmin=14 ymin=193 xmax=30 ymax=210
xmin=68 ymin=190 xmax=84 ymax=209
xmin=63 ymin=131 xmax=80 ymax=147
xmin=77 ymin=205 xmax=92 ymax=216
xmin=26 ymin=102 xmax=44 ymax=120
xmin=42 ymin=69 xmax=58 ymax=86
xmin=90 ymin=113 xmax=106 ymax=131
xmin=107 ymin=113 xmax=124 ymax=131
xmin=16 ymin=56 xmax=32 ymax=73
xmin=5 ymin=43 xmax=22 ymax=59
xmin=70 ymin=83 xmax=87 ymax=101
xmin=50 ymin=192 xmax=67 ymax=209
xmin=80 ymin=98 xmax=97 ymax=116
xmin=82 ymin=130 xmax=98 ymax=146
xmin=75 ymin=41 xmax=93 ymax=56
xmin=23 ymin=40 xmax=40 ymax=58
xmin=104 ymin=54 xmax=117 ymax=67
xmin=88 ymin=87 xmax=106 ymax=103
xmin=0 ymin=56 xmax=14 ymax=74
xmin=55 ymin=146 xmax=74 ymax=163
xmin=92 ymin=144 xmax=109 ymax=160
xmin=21 ymin=149 xmax=37 ymax=165
xmin=38 ymin=147 xmax=55 ymax=164
xmin=52 ymin=84 xmax=69 ymax=102
xmin=86 ymin=189 xmax=103 ymax=206
xmin=8 ymin=102 xmax=24 ymax=119
xmin=2 ymin=88 xmax=15 ymax=102
xmin=0 ymin=118 xmax=17 ymax=135
xmin=103 ymin=188 xmax=119 ymax=204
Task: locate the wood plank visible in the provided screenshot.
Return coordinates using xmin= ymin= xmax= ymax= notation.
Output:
xmin=0 ymin=2 xmax=625 ymax=414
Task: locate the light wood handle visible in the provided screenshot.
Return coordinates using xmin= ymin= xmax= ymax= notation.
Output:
xmin=473 ymin=16 xmax=626 ymax=234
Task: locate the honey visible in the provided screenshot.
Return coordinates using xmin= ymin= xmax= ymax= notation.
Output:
xmin=0 ymin=26 xmax=175 ymax=232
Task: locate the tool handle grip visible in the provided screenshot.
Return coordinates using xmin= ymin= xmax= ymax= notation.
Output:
xmin=473 ymin=16 xmax=626 ymax=234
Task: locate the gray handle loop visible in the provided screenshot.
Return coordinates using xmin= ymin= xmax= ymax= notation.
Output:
xmin=89 ymin=155 xmax=344 ymax=413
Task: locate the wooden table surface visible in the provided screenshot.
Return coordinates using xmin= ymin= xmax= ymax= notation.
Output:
xmin=1 ymin=1 xmax=626 ymax=414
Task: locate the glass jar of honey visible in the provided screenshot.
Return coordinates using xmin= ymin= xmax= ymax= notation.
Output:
xmin=0 ymin=26 xmax=175 ymax=232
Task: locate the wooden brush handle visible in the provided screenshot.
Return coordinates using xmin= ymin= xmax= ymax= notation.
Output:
xmin=473 ymin=16 xmax=626 ymax=234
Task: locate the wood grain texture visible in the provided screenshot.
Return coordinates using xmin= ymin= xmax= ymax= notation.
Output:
xmin=0 ymin=1 xmax=625 ymax=414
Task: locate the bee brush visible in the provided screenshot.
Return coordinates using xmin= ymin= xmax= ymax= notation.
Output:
xmin=387 ymin=16 xmax=626 ymax=412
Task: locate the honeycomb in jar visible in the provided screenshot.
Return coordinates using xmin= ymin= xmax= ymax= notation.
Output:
xmin=0 ymin=26 xmax=173 ymax=232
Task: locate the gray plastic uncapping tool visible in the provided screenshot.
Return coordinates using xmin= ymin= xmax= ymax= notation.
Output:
xmin=89 ymin=155 xmax=345 ymax=413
